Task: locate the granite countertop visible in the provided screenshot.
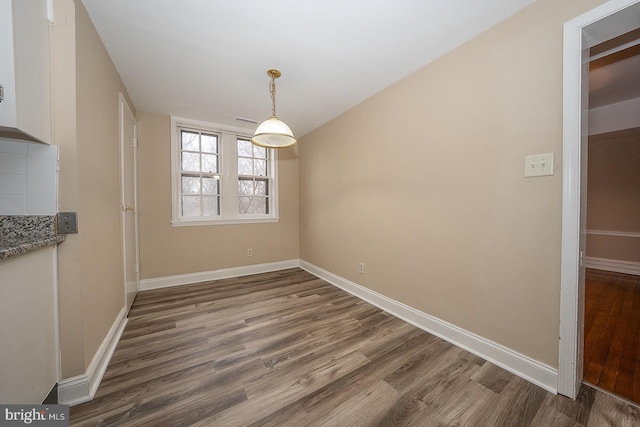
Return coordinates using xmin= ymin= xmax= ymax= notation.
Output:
xmin=0 ymin=215 xmax=66 ymax=261
xmin=0 ymin=235 xmax=66 ymax=260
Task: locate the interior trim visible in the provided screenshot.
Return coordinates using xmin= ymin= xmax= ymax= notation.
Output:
xmin=586 ymin=229 xmax=640 ymax=238
xmin=139 ymin=259 xmax=299 ymax=291
xmin=58 ymin=307 xmax=128 ymax=406
xmin=585 ymin=257 xmax=640 ymax=276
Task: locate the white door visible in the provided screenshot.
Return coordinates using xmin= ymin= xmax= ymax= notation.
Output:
xmin=120 ymin=93 xmax=139 ymax=314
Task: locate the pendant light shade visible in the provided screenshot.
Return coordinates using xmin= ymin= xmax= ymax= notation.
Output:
xmin=251 ymin=69 xmax=297 ymax=148
xmin=252 ymin=117 xmax=296 ymax=148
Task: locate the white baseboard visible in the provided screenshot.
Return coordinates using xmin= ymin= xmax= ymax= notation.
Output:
xmin=299 ymin=260 xmax=558 ymax=394
xmin=139 ymin=260 xmax=299 ymax=291
xmin=58 ymin=307 xmax=128 ymax=406
xmin=585 ymin=257 xmax=640 ymax=276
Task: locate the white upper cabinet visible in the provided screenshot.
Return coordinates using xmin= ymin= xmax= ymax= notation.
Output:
xmin=0 ymin=0 xmax=51 ymax=144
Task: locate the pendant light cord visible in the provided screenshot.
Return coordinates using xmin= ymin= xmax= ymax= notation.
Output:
xmin=270 ymin=76 xmax=277 ymax=117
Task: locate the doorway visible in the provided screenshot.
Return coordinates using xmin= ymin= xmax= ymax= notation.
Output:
xmin=583 ymin=35 xmax=640 ymax=400
xmin=559 ymin=0 xmax=640 ymax=399
xmin=120 ymin=93 xmax=139 ymax=314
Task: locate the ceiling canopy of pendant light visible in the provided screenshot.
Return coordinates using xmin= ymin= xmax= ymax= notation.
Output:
xmin=251 ymin=69 xmax=297 ymax=149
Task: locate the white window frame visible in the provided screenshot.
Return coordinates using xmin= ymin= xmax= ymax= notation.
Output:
xmin=170 ymin=116 xmax=279 ymax=226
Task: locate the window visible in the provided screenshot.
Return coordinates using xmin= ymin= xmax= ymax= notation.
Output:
xmin=237 ymin=139 xmax=270 ymax=215
xmin=171 ymin=117 xmax=278 ymax=225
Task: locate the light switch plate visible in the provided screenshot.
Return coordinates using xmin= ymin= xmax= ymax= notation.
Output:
xmin=524 ymin=153 xmax=554 ymax=177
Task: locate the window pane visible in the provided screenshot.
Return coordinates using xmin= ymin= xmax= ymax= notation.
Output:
xmin=181 ymin=176 xmax=200 ymax=194
xmin=181 ymin=131 xmax=199 ymax=151
xmin=254 ymin=159 xmax=267 ymax=176
xmin=202 ymin=177 xmax=219 ymax=195
xmin=238 ymin=196 xmax=269 ymax=215
xmin=238 ymin=157 xmax=252 ymax=175
xmin=253 ymin=146 xmax=267 ymax=159
xmin=253 ymin=197 xmax=268 ymax=214
xmin=237 ymin=139 xmax=253 ymax=157
xmin=238 ymin=179 xmax=253 ymax=195
xmin=201 ymin=134 xmax=218 ymax=153
xmin=255 ymin=180 xmax=267 ymax=196
xmin=182 ymin=196 xmax=201 ymax=217
xmin=201 ymin=154 xmax=218 ymax=173
xmin=203 ymin=196 xmax=219 ymax=216
xmin=238 ymin=196 xmax=252 ymax=214
xmin=182 ymin=152 xmax=200 ymax=172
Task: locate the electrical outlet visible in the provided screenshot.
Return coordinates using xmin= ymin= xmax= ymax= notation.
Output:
xmin=358 ymin=262 xmax=365 ymax=274
xmin=56 ymin=212 xmax=78 ymax=234
xmin=247 ymin=248 xmax=253 ymax=257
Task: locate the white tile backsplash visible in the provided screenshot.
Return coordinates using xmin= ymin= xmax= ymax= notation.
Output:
xmin=27 ymin=154 xmax=57 ymax=215
xmin=0 ymin=152 xmax=28 ymax=174
xmin=0 ymin=194 xmax=27 ymax=214
xmin=0 ymin=139 xmax=28 ymax=154
xmin=0 ymin=139 xmax=57 ymax=215
xmin=0 ymin=173 xmax=27 ymax=194
xmin=27 ymin=142 xmax=58 ymax=158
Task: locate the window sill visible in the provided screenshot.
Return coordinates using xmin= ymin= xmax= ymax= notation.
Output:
xmin=171 ymin=217 xmax=279 ymax=227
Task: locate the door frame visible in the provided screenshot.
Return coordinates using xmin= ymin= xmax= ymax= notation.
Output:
xmin=559 ymin=0 xmax=640 ymax=398
xmin=119 ymin=93 xmax=140 ymax=314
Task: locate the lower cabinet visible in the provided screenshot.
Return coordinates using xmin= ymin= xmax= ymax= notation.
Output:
xmin=0 ymin=247 xmax=58 ymax=403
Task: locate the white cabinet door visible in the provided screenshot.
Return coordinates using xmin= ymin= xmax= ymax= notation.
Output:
xmin=0 ymin=0 xmax=51 ymax=144
xmin=0 ymin=0 xmax=18 ymax=130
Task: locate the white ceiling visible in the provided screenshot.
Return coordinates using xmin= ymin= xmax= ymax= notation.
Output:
xmin=81 ymin=0 xmax=640 ymax=136
xmin=80 ymin=0 xmax=539 ymax=137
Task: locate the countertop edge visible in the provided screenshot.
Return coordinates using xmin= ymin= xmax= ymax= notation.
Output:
xmin=0 ymin=235 xmax=66 ymax=261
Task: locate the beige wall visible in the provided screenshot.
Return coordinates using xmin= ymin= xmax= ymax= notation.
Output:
xmin=586 ymin=127 xmax=640 ymax=262
xmin=136 ymin=112 xmax=299 ymax=280
xmin=55 ymin=0 xmax=133 ymax=377
xmin=76 ymin=0 xmax=132 ymax=367
xmin=299 ymin=0 xmax=607 ymax=368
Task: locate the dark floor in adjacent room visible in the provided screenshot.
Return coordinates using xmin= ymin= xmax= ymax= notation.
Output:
xmin=584 ymin=268 xmax=640 ymax=405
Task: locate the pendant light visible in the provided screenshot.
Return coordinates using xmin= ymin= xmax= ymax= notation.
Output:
xmin=251 ymin=68 xmax=297 ymax=148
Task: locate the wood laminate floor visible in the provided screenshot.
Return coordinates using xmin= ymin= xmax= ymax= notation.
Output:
xmin=71 ymin=268 xmax=640 ymax=426
xmin=584 ymin=268 xmax=640 ymax=403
